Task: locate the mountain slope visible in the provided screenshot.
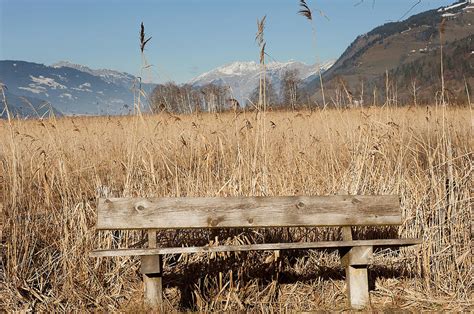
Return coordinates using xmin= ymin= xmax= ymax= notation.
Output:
xmin=0 ymin=60 xmax=155 ymax=115
xmin=305 ymin=1 xmax=474 ymax=104
xmin=1 ymin=89 xmax=62 ymax=119
xmin=51 ymin=61 xmax=150 ymax=90
xmin=189 ymin=60 xmax=334 ymax=104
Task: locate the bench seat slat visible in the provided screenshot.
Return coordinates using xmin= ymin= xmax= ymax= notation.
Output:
xmin=90 ymin=238 xmax=421 ymax=257
xmin=97 ymin=195 xmax=402 ymax=229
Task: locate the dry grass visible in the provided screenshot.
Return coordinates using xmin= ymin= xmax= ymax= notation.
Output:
xmin=0 ymin=105 xmax=472 ymax=311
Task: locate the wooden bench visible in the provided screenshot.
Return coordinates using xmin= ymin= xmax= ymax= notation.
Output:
xmin=90 ymin=195 xmax=421 ymax=310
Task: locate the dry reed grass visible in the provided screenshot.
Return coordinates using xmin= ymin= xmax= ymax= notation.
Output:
xmin=0 ymin=105 xmax=472 ymax=311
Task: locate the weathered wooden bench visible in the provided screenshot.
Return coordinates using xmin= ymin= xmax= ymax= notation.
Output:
xmin=90 ymin=195 xmax=421 ymax=309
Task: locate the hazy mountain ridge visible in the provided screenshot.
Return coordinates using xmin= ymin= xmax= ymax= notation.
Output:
xmin=0 ymin=60 xmax=155 ymax=115
xmin=1 ymin=89 xmax=62 ymax=119
xmin=52 ymin=61 xmax=140 ymax=89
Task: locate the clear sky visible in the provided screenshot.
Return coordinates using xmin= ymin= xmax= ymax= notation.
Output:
xmin=1 ymin=0 xmax=455 ymax=83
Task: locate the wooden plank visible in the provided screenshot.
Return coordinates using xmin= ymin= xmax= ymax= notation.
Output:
xmin=90 ymin=238 xmax=421 ymax=257
xmin=96 ymin=195 xmax=401 ymax=230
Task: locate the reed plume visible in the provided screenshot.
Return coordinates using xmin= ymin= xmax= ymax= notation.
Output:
xmin=298 ymin=0 xmax=312 ymax=20
xmin=140 ymin=22 xmax=152 ymax=53
xmin=298 ymin=0 xmax=327 ymax=108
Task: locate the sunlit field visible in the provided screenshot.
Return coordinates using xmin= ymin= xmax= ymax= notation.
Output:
xmin=1 ymin=105 xmax=472 ymax=311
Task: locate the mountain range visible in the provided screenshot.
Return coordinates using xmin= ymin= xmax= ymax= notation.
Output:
xmin=0 ymin=59 xmax=333 ymax=116
xmin=307 ymin=0 xmax=474 ymax=105
xmin=0 ymin=60 xmax=155 ymax=116
xmin=1 ymin=1 xmax=472 ymax=117
xmin=188 ymin=60 xmax=335 ymax=105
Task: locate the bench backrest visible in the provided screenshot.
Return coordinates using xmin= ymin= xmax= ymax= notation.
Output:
xmin=96 ymin=195 xmax=401 ymax=230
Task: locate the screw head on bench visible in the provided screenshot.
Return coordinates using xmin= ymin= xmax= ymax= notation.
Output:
xmin=296 ymin=201 xmax=305 ymax=209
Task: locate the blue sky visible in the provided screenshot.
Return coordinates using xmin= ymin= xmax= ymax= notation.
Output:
xmin=1 ymin=0 xmax=455 ymax=83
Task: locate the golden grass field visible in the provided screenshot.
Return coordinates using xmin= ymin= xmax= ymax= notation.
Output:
xmin=1 ymin=105 xmax=472 ymax=311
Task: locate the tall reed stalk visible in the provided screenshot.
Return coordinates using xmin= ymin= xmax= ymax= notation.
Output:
xmin=439 ymin=18 xmax=446 ymax=105
xmin=299 ymin=0 xmax=327 ymax=108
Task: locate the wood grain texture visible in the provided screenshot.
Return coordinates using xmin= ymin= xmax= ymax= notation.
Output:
xmin=342 ymin=226 xmax=353 ymax=241
xmin=143 ymin=267 xmax=163 ymax=309
xmin=341 ymin=246 xmax=373 ymax=266
xmin=346 ymin=265 xmax=370 ymax=309
xmin=141 ymin=254 xmax=162 ymax=274
xmin=148 ymin=230 xmax=157 ymax=248
xmin=96 ymin=195 xmax=401 ymax=230
xmin=142 ymin=230 xmax=163 ymax=310
xmin=90 ymin=238 xmax=421 ymax=257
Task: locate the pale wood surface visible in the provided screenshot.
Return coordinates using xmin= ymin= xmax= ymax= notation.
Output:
xmin=143 ymin=270 xmax=163 ymax=309
xmin=141 ymin=254 xmax=162 ymax=274
xmin=341 ymin=244 xmax=373 ymax=308
xmin=90 ymin=238 xmax=421 ymax=257
xmin=96 ymin=195 xmax=401 ymax=230
xmin=346 ymin=265 xmax=370 ymax=309
xmin=142 ymin=229 xmax=163 ymax=309
xmin=342 ymin=226 xmax=353 ymax=241
xmin=148 ymin=230 xmax=157 ymax=248
xmin=341 ymin=245 xmax=373 ymax=266
xmin=339 ymin=190 xmax=354 ymax=242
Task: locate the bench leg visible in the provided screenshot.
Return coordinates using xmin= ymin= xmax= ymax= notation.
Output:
xmin=141 ymin=255 xmax=163 ymax=310
xmin=341 ymin=246 xmax=373 ymax=309
xmin=345 ymin=264 xmax=369 ymax=309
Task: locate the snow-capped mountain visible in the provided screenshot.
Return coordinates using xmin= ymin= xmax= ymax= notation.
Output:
xmin=188 ymin=60 xmax=334 ymax=104
xmin=52 ymin=61 xmax=139 ymax=90
xmin=0 ymin=60 xmax=155 ymax=115
xmin=0 ymin=59 xmax=334 ymax=116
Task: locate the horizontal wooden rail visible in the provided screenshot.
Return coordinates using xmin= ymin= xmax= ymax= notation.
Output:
xmin=96 ymin=195 xmax=401 ymax=230
xmin=90 ymin=238 xmax=421 ymax=257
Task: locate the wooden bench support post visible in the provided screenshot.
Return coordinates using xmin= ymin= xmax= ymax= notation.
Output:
xmin=341 ymin=245 xmax=373 ymax=309
xmin=141 ymin=230 xmax=163 ymax=310
xmin=345 ymin=264 xmax=369 ymax=309
xmin=141 ymin=255 xmax=163 ymax=310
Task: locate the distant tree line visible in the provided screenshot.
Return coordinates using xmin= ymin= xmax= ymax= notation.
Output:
xmin=150 ymin=83 xmax=234 ymax=113
xmin=150 ymin=68 xmax=311 ymax=113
